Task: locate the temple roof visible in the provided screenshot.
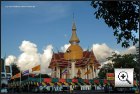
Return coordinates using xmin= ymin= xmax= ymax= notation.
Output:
xmin=48 ymin=50 xmax=100 ymax=69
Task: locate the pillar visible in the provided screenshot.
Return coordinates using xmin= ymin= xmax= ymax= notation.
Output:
xmin=93 ymin=66 xmax=95 ymax=78
xmin=56 ymin=67 xmax=60 ymax=78
xmin=71 ymin=61 xmax=75 ymax=78
xmin=94 ymin=66 xmax=96 ymax=78
xmin=84 ymin=67 xmax=87 ymax=79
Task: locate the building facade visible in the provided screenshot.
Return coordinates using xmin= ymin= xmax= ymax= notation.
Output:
xmin=1 ymin=58 xmax=12 ymax=86
xmin=48 ymin=21 xmax=100 ymax=79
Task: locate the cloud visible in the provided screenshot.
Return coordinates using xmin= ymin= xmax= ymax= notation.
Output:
xmin=5 ymin=55 xmax=17 ymax=66
xmin=19 ymin=40 xmax=37 ymax=53
xmin=17 ymin=40 xmax=41 ymax=73
xmin=92 ymin=43 xmax=137 ymax=69
xmin=60 ymin=43 xmax=71 ymax=52
xmin=41 ymin=45 xmax=53 ymax=74
xmin=92 ymin=43 xmax=113 ymax=63
xmin=5 ymin=40 xmax=54 ymax=74
xmin=6 ymin=41 xmax=137 ymax=75
xmin=121 ymin=46 xmax=136 ymax=55
xmin=14 ymin=40 xmax=53 ymax=74
xmin=92 ymin=43 xmax=137 ymax=63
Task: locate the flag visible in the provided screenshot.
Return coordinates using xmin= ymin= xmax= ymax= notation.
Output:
xmin=32 ymin=65 xmax=40 ymax=72
xmin=84 ymin=70 xmax=91 ymax=75
xmin=61 ymin=68 xmax=67 ymax=75
xmin=14 ymin=73 xmax=21 ymax=78
xmin=22 ymin=70 xmax=29 ymax=76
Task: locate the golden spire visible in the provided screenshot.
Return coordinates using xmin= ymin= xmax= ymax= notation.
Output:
xmin=69 ymin=13 xmax=80 ymax=44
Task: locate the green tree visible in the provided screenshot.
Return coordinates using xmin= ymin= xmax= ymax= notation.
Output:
xmin=91 ymin=1 xmax=139 ymax=48
xmin=107 ymin=53 xmax=139 ymax=79
xmin=98 ymin=63 xmax=114 ymax=79
xmin=11 ymin=63 xmax=20 ymax=76
xmin=98 ymin=53 xmax=139 ymax=79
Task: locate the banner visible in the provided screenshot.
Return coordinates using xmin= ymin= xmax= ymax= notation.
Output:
xmin=72 ymin=79 xmax=78 ymax=83
xmin=32 ymin=65 xmax=40 ymax=72
xmin=59 ymin=78 xmax=66 ymax=82
xmin=106 ymin=73 xmax=114 ymax=80
xmin=52 ymin=78 xmax=59 ymax=83
xmin=104 ymin=79 xmax=108 ymax=84
xmin=44 ymin=78 xmax=51 ymax=83
xmin=94 ymin=79 xmax=99 ymax=84
xmin=84 ymin=79 xmax=89 ymax=83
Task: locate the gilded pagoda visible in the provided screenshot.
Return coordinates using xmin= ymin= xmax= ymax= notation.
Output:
xmin=48 ymin=21 xmax=100 ymax=79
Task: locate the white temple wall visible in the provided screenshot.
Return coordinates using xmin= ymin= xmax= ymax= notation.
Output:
xmin=56 ymin=67 xmax=60 ymax=78
xmin=55 ymin=63 xmax=97 ymax=79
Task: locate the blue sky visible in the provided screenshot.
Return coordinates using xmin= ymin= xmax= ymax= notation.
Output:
xmin=1 ymin=1 xmax=138 ymax=58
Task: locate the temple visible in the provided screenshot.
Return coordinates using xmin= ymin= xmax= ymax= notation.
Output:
xmin=48 ymin=20 xmax=100 ymax=79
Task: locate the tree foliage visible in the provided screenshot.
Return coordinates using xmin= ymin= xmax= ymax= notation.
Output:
xmin=98 ymin=63 xmax=114 ymax=79
xmin=91 ymin=1 xmax=139 ymax=48
xmin=11 ymin=63 xmax=20 ymax=76
xmin=107 ymin=53 xmax=137 ymax=68
xmin=98 ymin=53 xmax=139 ymax=79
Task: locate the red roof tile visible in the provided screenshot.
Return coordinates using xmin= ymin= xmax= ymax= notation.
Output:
xmin=49 ymin=50 xmax=100 ymax=68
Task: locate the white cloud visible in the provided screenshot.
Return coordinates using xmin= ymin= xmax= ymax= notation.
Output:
xmin=15 ymin=40 xmax=53 ymax=74
xmin=41 ymin=45 xmax=53 ymax=74
xmin=6 ymin=40 xmax=54 ymax=74
xmin=121 ymin=46 xmax=136 ymax=55
xmin=92 ymin=43 xmax=113 ymax=63
xmin=60 ymin=43 xmax=71 ymax=52
xmin=17 ymin=40 xmax=40 ymax=72
xmin=5 ymin=55 xmax=17 ymax=66
xmin=6 ymin=41 xmax=137 ymax=75
xmin=19 ymin=40 xmax=37 ymax=53
xmin=92 ymin=43 xmax=137 ymax=69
